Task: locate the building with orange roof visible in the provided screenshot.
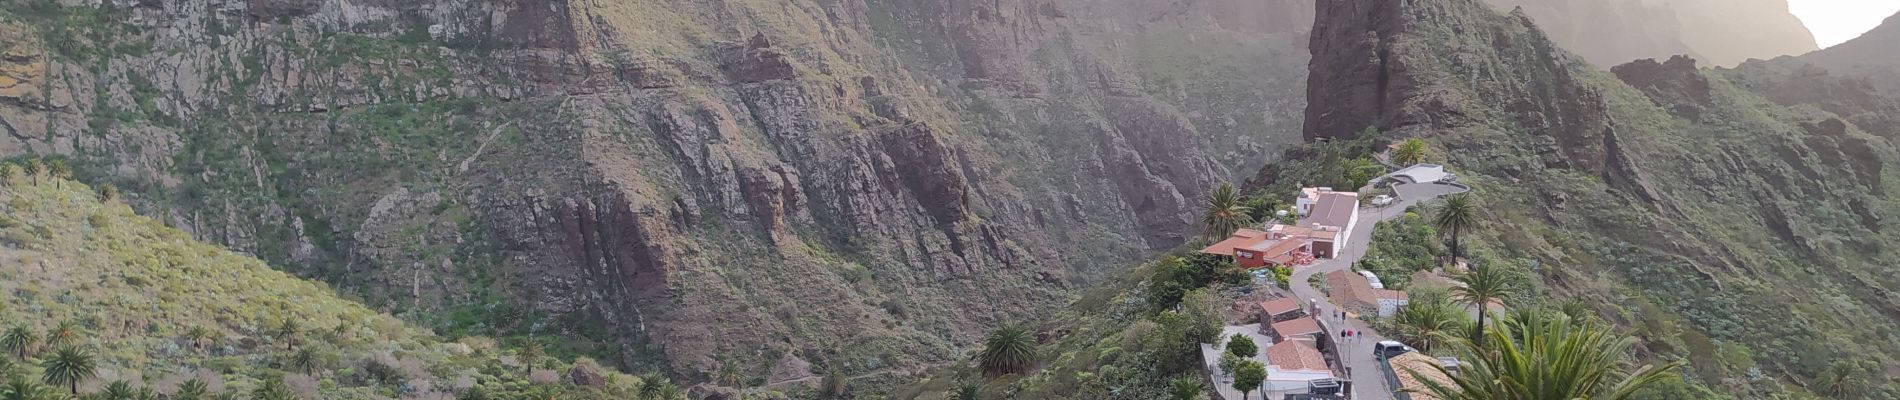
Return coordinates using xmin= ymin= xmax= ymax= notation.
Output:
xmin=1257 ymin=298 xmax=1306 ymax=324
xmin=1325 ymin=270 xmax=1410 ymax=317
xmin=1267 ymin=340 xmax=1330 ymax=372
xmin=1387 ymin=351 xmax=1457 ymax=400
xmin=1199 ymin=229 xmax=1312 ymax=269
xmin=1267 ymin=316 xmax=1325 ymax=342
xmin=1263 ymin=340 xmax=1335 ymax=392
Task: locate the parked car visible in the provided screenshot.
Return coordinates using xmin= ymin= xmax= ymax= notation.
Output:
xmin=1371 ymin=194 xmax=1394 ymax=207
xmin=1375 ymin=340 xmax=1415 ymax=359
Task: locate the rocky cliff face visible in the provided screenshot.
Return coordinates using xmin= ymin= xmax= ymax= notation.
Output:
xmin=0 ymin=0 xmax=1312 ymax=387
xmin=1300 ymin=0 xmax=1900 ymax=396
xmin=1482 ymin=0 xmax=1817 ymax=67
xmin=1732 ymin=12 xmax=1900 ymax=141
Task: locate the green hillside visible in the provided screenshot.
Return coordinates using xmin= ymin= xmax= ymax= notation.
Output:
xmin=1298 ymin=0 xmax=1900 ymax=397
xmin=0 ymin=163 xmax=667 ymax=399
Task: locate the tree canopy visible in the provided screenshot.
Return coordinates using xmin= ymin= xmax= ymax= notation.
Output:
xmin=1407 ymin=309 xmax=1681 ymax=400
xmin=1200 ymin=183 xmax=1254 ymax=240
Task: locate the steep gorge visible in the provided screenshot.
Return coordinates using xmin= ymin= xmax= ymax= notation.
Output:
xmin=0 ymin=0 xmax=1314 ymax=389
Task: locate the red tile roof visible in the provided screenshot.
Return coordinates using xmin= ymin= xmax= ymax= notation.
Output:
xmin=1266 ymin=340 xmax=1329 ymax=371
xmin=1271 ymin=317 xmax=1323 ymax=337
xmin=1378 ymin=289 xmax=1409 ymax=301
xmin=1325 ymin=270 xmax=1378 ymax=309
xmin=1258 ymin=298 xmax=1301 ymax=315
xmin=1246 ymin=238 xmax=1307 ymax=256
xmin=1271 ymin=224 xmax=1338 ymax=240
xmin=1199 ymin=229 xmax=1268 ymax=255
xmin=1390 ymin=352 xmax=1455 ymax=400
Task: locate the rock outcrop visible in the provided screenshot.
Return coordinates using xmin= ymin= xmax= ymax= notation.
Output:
xmin=1296 ymin=1 xmax=1900 ymax=397
xmin=0 ymin=0 xmax=1318 ymax=386
xmin=1612 ymin=55 xmax=1712 ymax=120
xmin=1734 ymin=12 xmax=1900 ymax=140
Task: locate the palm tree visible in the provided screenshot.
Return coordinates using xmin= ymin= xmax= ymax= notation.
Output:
xmin=100 ymin=380 xmax=137 ymax=400
xmin=173 ymin=379 xmax=210 ymax=400
xmin=1812 ymin=360 xmax=1874 ymax=398
xmin=1200 ymin=183 xmax=1254 ymax=240
xmin=0 ymin=326 xmax=37 ymax=360
xmin=272 ymin=319 xmax=299 ymax=350
xmin=20 ymin=159 xmax=41 ymax=186
xmin=43 ymin=322 xmax=80 ymax=349
xmin=1433 ymin=194 xmax=1477 ymax=263
xmin=518 ymin=340 xmax=544 ymax=373
xmin=1451 ymin=262 xmax=1515 ymax=347
xmin=1405 ymin=310 xmax=1682 ymax=400
xmin=95 ymin=184 xmax=119 ymax=203
xmin=1167 ymin=376 xmax=1206 ymax=400
xmin=184 ymin=326 xmax=214 ymax=351
xmin=1389 ymin=295 xmax=1467 ymax=352
xmin=289 ymin=348 xmax=318 ymax=374
xmin=1392 ymin=138 xmax=1427 ymax=165
xmin=2 ymin=375 xmax=58 ymax=400
xmin=40 ymin=346 xmax=96 ymax=395
xmin=249 ymin=377 xmax=292 ymax=400
xmin=44 ymin=159 xmax=70 ymax=185
xmin=977 ymin=324 xmax=1037 ymax=376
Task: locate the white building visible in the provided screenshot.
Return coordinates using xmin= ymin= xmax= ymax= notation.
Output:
xmin=1375 ymin=289 xmax=1410 ymax=318
xmin=1263 ymin=340 xmax=1334 ymax=392
xmin=1296 ymin=187 xmax=1332 ymax=216
xmin=1305 ymin=190 xmax=1360 ymax=254
xmin=1377 ymin=163 xmax=1455 ymax=186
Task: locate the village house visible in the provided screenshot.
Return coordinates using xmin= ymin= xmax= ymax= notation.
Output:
xmin=1303 ymin=189 xmax=1360 ymax=255
xmin=1266 ymin=316 xmax=1326 ymax=343
xmin=1296 ymin=187 xmax=1328 ymax=215
xmin=1324 ymin=270 xmax=1409 ymax=317
xmin=1202 ymin=187 xmax=1359 ymax=268
xmin=1258 ymin=298 xmax=1307 ymax=324
xmin=1387 ymin=351 xmax=1457 ymax=400
xmin=1263 ymin=340 xmax=1334 ymax=392
xmin=1267 ymin=223 xmax=1344 ymax=259
xmin=1200 ymin=229 xmax=1314 ymax=269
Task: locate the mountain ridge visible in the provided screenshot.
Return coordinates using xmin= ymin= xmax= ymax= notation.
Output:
xmin=0 ymin=171 xmax=663 ymax=398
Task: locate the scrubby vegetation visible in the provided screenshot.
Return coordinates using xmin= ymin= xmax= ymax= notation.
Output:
xmin=896 ymin=252 xmax=1233 ymax=399
xmin=1359 ymin=211 xmax=1439 ymax=289
xmin=0 ymin=164 xmax=668 ymax=399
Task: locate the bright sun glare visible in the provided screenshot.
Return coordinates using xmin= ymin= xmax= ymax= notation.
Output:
xmin=1788 ymin=0 xmax=1900 ymax=48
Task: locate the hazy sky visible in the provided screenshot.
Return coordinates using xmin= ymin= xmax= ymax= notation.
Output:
xmin=1788 ymin=0 xmax=1900 ymax=47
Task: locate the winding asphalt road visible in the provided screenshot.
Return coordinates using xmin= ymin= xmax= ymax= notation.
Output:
xmin=1286 ymin=182 xmax=1467 ymax=400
